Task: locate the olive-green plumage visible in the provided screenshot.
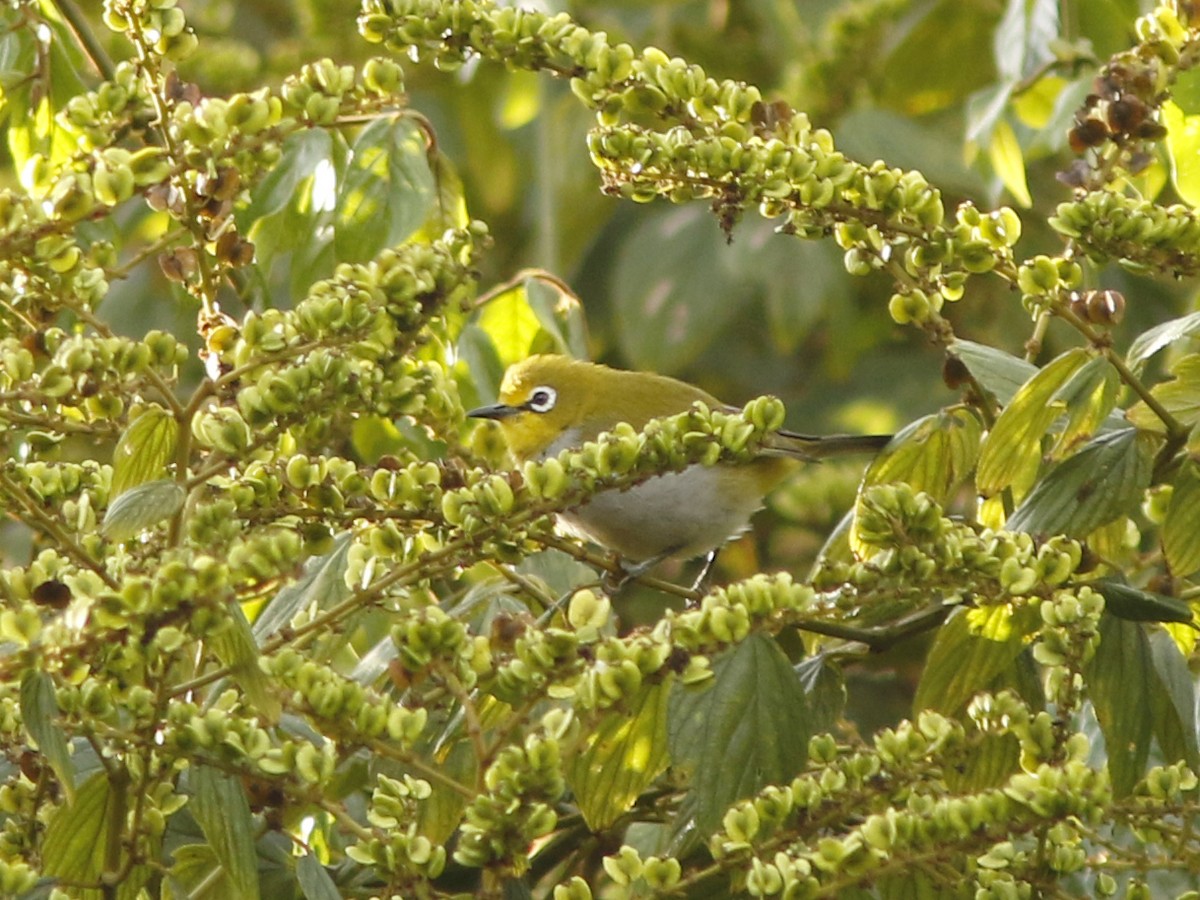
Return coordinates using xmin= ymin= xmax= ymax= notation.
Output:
xmin=469 ymin=355 xmax=890 ymax=563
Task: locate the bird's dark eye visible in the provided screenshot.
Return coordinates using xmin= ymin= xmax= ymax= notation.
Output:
xmin=527 ymin=386 xmax=557 ymax=413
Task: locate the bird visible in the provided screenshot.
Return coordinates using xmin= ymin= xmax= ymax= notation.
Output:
xmin=467 ymin=355 xmax=891 ymax=582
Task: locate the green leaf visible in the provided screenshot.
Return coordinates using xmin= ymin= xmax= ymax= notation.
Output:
xmin=1165 ymin=460 xmax=1200 ymax=577
xmin=1125 ymin=310 xmax=1200 ymax=373
xmin=1095 ymin=581 xmax=1195 ymax=625
xmin=1148 ymin=629 xmax=1200 ymax=770
xmin=945 ymin=339 xmax=1037 ymax=408
xmin=211 ymin=602 xmax=282 ymax=723
xmin=913 ymin=604 xmax=1039 ymax=716
xmin=1082 ymin=615 xmax=1153 ymax=797
xmin=240 ymin=128 xmax=334 ymax=227
xmin=252 ymin=534 xmax=352 ymax=642
xmin=189 ymin=764 xmax=261 ymax=900
xmin=110 ymin=405 xmax=177 ymax=498
xmin=977 ymin=347 xmax=1092 ymax=498
xmin=1128 ymin=354 xmax=1200 ymax=433
xmin=566 ymin=680 xmax=671 ymax=830
xmin=862 ymin=406 xmax=982 ymax=503
xmin=100 ymin=478 xmax=185 ymax=541
xmin=334 ymin=116 xmax=435 ymax=263
xmin=525 ymin=277 xmax=589 ymax=360
xmin=1006 ymin=428 xmax=1155 ymax=537
xmin=20 ymin=671 xmax=75 ymax=803
xmin=994 ymin=0 xmax=1060 ymax=81
xmin=1163 ymin=99 xmax=1200 ymax=207
xmin=987 ymin=118 xmax=1032 ymax=208
xmin=1045 ymin=354 xmax=1120 ymax=459
xmin=667 ymin=634 xmax=809 ymax=851
xmin=41 ymin=772 xmax=129 ymax=893
xmin=794 ymin=655 xmax=846 ymax=736
xmin=296 ymin=852 xmax=341 ymax=900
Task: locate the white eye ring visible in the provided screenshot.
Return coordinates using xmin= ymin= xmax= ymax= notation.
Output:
xmin=527 ymin=386 xmax=557 ymax=413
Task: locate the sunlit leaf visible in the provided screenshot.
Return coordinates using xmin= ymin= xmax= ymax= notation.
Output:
xmin=862 ymin=405 xmax=982 ymax=501
xmin=1163 ymin=99 xmax=1200 ymax=207
xmin=101 ymin=478 xmax=185 ymax=541
xmin=914 ymin=605 xmax=1038 ymax=717
xmin=1012 ymin=75 xmax=1068 ymax=129
xmin=189 ymin=765 xmax=261 ymax=900
xmin=994 ymin=0 xmax=1060 ymax=81
xmin=525 ymin=276 xmax=589 ymax=359
xmin=20 ymin=671 xmax=75 ymax=803
xmin=334 ymin=116 xmax=435 ymax=263
xmin=110 ymin=405 xmax=177 ymax=498
xmin=1126 ymin=310 xmax=1200 ymax=373
xmin=567 ymin=680 xmax=671 ymax=830
xmin=1006 ymin=428 xmax=1155 ymax=537
xmin=1045 ymin=355 xmax=1119 ymax=459
xmin=1082 ymin=615 xmax=1153 ymax=797
xmin=668 ymin=634 xmax=809 ymax=852
xmin=42 ymin=772 xmax=111 ymax=884
xmin=1164 ymin=459 xmax=1200 ymax=577
xmin=1148 ymin=629 xmax=1200 ymax=771
xmin=987 ymin=118 xmax=1032 ymax=208
xmin=240 ymin=128 xmax=334 ymax=227
xmin=1128 ymin=354 xmax=1200 ymax=433
xmin=977 ymin=348 xmax=1092 ymax=498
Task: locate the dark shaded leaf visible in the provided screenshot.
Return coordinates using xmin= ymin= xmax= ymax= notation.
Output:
xmin=20 ymin=671 xmax=75 ymax=802
xmin=297 ymin=852 xmax=341 ymax=900
xmin=1096 ymin=581 xmax=1195 ymax=625
xmin=252 ymin=534 xmax=352 ymax=642
xmin=1082 ymin=615 xmax=1153 ymax=797
xmin=1148 ymin=629 xmax=1200 ymax=771
xmin=794 ymin=654 xmax=846 ymax=736
xmin=189 ymin=764 xmax=261 ymax=900
xmin=668 ymin=634 xmax=809 ymax=852
xmin=1006 ymin=428 xmax=1155 ymax=537
xmin=945 ymin=339 xmax=1037 ymax=407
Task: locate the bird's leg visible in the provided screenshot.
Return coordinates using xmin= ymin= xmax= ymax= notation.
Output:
xmin=688 ymin=549 xmax=719 ymax=598
xmin=599 ymin=547 xmax=679 ymax=594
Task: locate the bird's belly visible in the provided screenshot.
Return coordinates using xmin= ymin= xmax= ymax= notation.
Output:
xmin=557 ymin=465 xmax=769 ymax=562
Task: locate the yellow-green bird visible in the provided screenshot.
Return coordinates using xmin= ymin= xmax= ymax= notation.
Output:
xmin=468 ymin=355 xmax=891 ymax=571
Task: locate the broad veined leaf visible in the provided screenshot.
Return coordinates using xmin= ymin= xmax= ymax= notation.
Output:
xmin=977 ymin=347 xmax=1092 ymax=498
xmin=913 ymin=604 xmax=1039 ymax=716
xmin=861 ymin=405 xmax=982 ymax=501
xmin=1126 ymin=309 xmax=1200 ymax=373
xmin=794 ymin=654 xmax=846 ymax=737
xmin=110 ymin=405 xmax=177 ymax=497
xmin=1163 ymin=99 xmax=1200 ymax=208
xmin=1045 ymin=354 xmax=1120 ymax=459
xmin=566 ymin=680 xmax=671 ymax=830
xmin=945 ymin=339 xmax=1037 ymax=408
xmin=189 ymin=765 xmax=261 ymax=900
xmin=667 ymin=634 xmax=809 ymax=852
xmin=1127 ymin=353 xmax=1200 ymax=433
xmin=1006 ymin=428 xmax=1155 ymax=537
xmin=240 ymin=128 xmax=334 ymax=228
xmin=1082 ymin=615 xmax=1154 ymax=797
xmin=252 ymin=534 xmax=351 ymax=642
xmin=101 ymin=478 xmax=185 ymax=541
xmin=1165 ymin=459 xmax=1200 ymax=577
xmin=1149 ymin=629 xmax=1200 ymax=771
xmin=296 ymin=852 xmax=342 ymax=900
xmin=1095 ymin=581 xmax=1195 ymax=626
xmin=42 ymin=771 xmax=150 ymax=897
xmin=525 ymin=277 xmax=589 ymax=360
xmin=994 ymin=0 xmax=1060 ymax=81
xmin=852 ymin=406 xmax=982 ymax=558
xmin=334 ymin=116 xmax=435 ymax=263
xmin=211 ymin=602 xmax=282 ymax=723
xmin=20 ymin=671 xmax=75 ymax=803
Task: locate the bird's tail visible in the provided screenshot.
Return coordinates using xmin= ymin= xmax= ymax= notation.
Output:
xmin=763 ymin=429 xmax=892 ymax=461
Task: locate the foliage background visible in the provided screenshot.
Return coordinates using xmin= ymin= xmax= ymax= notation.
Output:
xmin=5 ymin=0 xmax=1200 ymax=897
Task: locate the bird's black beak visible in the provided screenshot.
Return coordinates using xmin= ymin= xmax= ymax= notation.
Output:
xmin=467 ymin=403 xmax=520 ymax=420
